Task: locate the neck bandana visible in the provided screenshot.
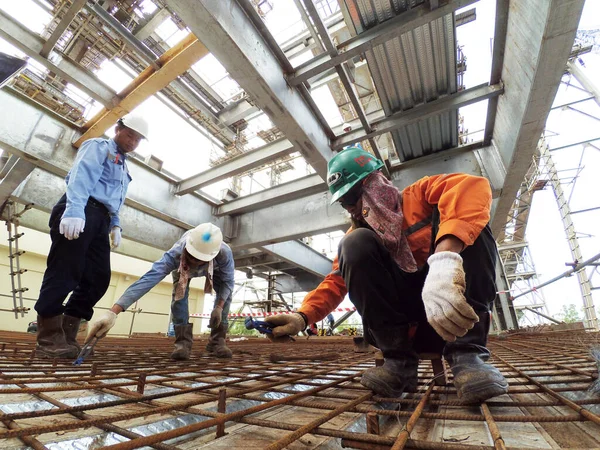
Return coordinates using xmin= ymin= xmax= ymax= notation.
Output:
xmin=174 ymin=252 xmax=214 ymax=301
xmin=360 ymin=171 xmax=418 ymax=273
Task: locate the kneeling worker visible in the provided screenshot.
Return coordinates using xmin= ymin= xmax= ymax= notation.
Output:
xmin=87 ymin=223 xmax=235 ymax=359
xmin=265 ymin=145 xmax=508 ymax=404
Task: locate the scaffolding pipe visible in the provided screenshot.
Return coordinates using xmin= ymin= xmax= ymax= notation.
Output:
xmin=511 ymin=251 xmax=600 ymax=301
xmin=521 ymin=306 xmax=562 ymax=324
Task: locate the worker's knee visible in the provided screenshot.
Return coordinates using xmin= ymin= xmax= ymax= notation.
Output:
xmin=338 ymin=228 xmax=381 ymax=268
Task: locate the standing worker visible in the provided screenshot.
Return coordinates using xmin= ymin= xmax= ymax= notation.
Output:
xmin=86 ymin=223 xmax=235 ymax=360
xmin=264 ymin=145 xmax=508 ymax=404
xmin=34 ymin=115 xmax=148 ymax=359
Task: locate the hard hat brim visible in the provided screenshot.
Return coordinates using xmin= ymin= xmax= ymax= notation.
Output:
xmin=185 ymin=243 xmax=218 ymax=262
xmin=330 ymin=182 xmax=355 ymax=205
xmin=124 ymin=125 xmax=148 ymax=140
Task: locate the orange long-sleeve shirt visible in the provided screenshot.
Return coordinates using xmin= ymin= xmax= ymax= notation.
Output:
xmin=298 ymin=173 xmax=492 ymax=324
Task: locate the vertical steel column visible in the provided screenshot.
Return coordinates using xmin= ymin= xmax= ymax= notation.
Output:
xmin=494 ymin=249 xmax=518 ymax=330
xmin=540 ymin=140 xmax=598 ymax=329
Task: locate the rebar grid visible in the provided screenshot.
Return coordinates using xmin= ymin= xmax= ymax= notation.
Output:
xmin=1 ymin=330 xmax=600 ymax=449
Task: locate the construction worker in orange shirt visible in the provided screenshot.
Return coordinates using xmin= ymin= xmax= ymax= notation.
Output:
xmin=264 ymin=145 xmax=508 ymax=404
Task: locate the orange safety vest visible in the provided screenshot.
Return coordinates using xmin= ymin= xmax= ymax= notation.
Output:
xmin=298 ymin=173 xmax=493 ymax=324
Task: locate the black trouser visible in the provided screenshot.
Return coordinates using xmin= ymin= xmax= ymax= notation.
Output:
xmin=34 ymin=194 xmax=111 ymax=321
xmin=338 ymin=224 xmax=497 ymax=354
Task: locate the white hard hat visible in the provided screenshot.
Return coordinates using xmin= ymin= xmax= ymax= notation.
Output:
xmin=120 ymin=114 xmax=149 ymax=139
xmin=185 ymin=223 xmax=223 ymax=261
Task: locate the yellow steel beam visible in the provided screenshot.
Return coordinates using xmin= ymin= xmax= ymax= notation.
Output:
xmin=74 ymin=34 xmax=208 ymax=147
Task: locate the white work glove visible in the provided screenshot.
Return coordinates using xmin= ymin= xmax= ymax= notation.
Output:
xmin=422 ymin=251 xmax=479 ymax=342
xmin=264 ymin=313 xmax=306 ymax=342
xmin=59 ymin=217 xmax=85 ymax=240
xmin=110 ymin=227 xmax=122 ymax=250
xmin=86 ymin=311 xmax=117 ymax=343
xmin=209 ymin=306 xmax=222 ymax=329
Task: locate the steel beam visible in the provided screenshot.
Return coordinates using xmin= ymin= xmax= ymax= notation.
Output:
xmin=231 ymin=144 xmax=497 ymax=248
xmin=301 ymin=0 xmax=388 ymax=172
xmin=11 ymin=168 xmax=185 ymax=251
xmin=215 ymin=174 xmax=326 ymax=216
xmin=259 ymin=240 xmax=332 ymax=278
xmin=0 ymin=158 xmax=36 ymax=205
xmin=164 ymin=0 xmax=334 ymax=178
xmin=86 ymin=3 xmax=235 ymax=145
xmin=177 ymin=139 xmax=295 ymax=195
xmin=489 ymin=0 xmax=585 ymax=236
xmin=74 ymin=34 xmax=209 ymax=147
xmin=0 ymin=9 xmax=116 ymax=106
xmin=335 ymin=83 xmax=503 ymax=150
xmin=289 ymin=0 xmax=478 ymax=86
xmin=39 ymin=0 xmax=87 ymax=58
xmin=567 ymin=60 xmax=600 ymax=109
xmin=218 ymin=101 xmax=260 ymax=126
xmin=134 ymin=7 xmax=172 ymax=41
xmin=483 ymin=0 xmax=509 ymax=145
xmin=274 ymin=273 xmax=323 ymax=294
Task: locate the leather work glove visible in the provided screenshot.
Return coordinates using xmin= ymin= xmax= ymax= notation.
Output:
xmin=86 ymin=311 xmax=117 ymax=343
xmin=422 ymin=251 xmax=479 ymax=342
xmin=59 ymin=217 xmax=85 ymax=240
xmin=209 ymin=306 xmax=223 ymax=329
xmin=110 ymin=227 xmax=122 ymax=250
xmin=264 ymin=313 xmax=306 ymax=342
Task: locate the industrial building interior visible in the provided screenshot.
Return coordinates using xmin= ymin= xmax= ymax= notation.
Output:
xmin=1 ymin=0 xmax=600 ymax=448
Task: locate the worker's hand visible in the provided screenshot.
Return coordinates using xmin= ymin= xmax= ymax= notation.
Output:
xmin=59 ymin=217 xmax=85 ymax=240
xmin=110 ymin=227 xmax=122 ymax=250
xmin=422 ymin=251 xmax=479 ymax=342
xmin=264 ymin=313 xmax=306 ymax=342
xmin=86 ymin=311 xmax=117 ymax=343
xmin=209 ymin=306 xmax=222 ymax=329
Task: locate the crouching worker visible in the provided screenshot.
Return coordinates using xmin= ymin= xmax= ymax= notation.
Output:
xmin=265 ymin=145 xmax=508 ymax=404
xmin=86 ymin=223 xmax=235 ymax=360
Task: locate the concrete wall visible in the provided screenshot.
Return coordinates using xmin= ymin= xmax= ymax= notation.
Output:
xmin=0 ymin=225 xmax=206 ymax=336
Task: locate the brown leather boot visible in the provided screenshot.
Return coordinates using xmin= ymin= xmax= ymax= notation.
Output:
xmin=62 ymin=315 xmax=82 ymax=352
xmin=170 ymin=324 xmax=193 ymax=360
xmin=206 ymin=323 xmax=233 ymax=358
xmin=36 ymin=315 xmax=79 ymax=359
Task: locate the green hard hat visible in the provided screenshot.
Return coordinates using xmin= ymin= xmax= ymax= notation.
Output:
xmin=327 ymin=144 xmax=384 ymax=205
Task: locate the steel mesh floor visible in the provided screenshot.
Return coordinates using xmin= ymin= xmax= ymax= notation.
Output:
xmin=1 ymin=330 xmax=600 ymax=449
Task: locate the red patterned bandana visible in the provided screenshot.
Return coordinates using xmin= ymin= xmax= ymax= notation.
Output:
xmin=360 ymin=171 xmax=418 ymax=273
xmin=174 ymin=251 xmax=195 ymax=301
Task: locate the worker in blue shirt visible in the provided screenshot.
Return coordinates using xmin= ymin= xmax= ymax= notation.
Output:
xmin=87 ymin=223 xmax=236 ymax=360
xmin=34 ymin=115 xmax=149 ymax=359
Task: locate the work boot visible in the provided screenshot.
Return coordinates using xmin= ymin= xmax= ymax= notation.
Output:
xmin=444 ymin=311 xmax=508 ymax=404
xmin=360 ymin=325 xmax=419 ymax=397
xmin=62 ymin=315 xmax=82 ymax=352
xmin=170 ymin=323 xmax=193 ymax=360
xmin=36 ymin=315 xmax=79 ymax=359
xmin=206 ymin=323 xmax=233 ymax=358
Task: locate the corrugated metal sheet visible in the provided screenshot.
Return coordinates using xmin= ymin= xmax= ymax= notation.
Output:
xmin=343 ymin=0 xmax=459 ymax=161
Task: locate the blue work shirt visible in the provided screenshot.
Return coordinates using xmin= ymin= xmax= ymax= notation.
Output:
xmin=115 ymin=231 xmax=235 ymax=311
xmin=62 ymin=138 xmax=131 ymax=229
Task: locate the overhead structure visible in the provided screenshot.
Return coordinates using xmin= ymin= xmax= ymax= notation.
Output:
xmin=74 ymin=34 xmax=209 ymax=147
